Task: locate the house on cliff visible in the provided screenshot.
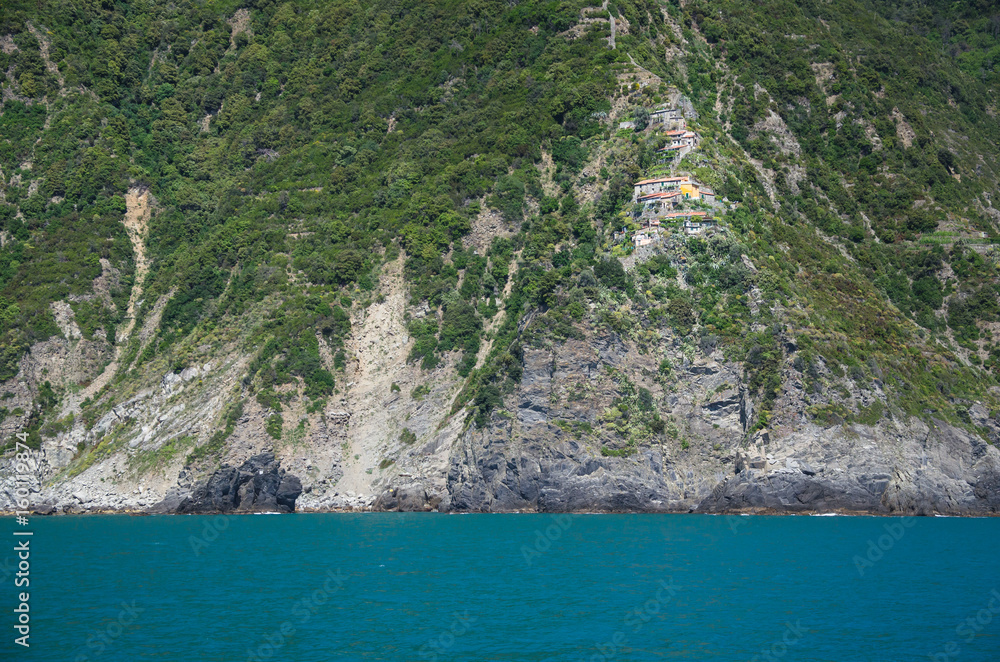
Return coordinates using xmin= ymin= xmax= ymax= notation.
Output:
xmin=632 ymin=176 xmax=690 ymax=201
xmin=650 ymin=108 xmax=685 ymax=130
xmin=636 ymin=190 xmax=682 ymax=217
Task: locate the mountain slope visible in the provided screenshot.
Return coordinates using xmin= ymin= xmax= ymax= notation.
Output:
xmin=0 ymin=0 xmax=998 ymax=514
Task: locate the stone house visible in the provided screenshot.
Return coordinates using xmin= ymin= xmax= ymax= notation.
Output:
xmin=632 ymin=176 xmax=689 ymax=201
xmin=650 ymin=108 xmax=685 ymax=130
xmin=680 ymin=181 xmax=701 ymax=200
xmin=633 ymin=230 xmax=658 ymax=248
xmin=636 ymin=190 xmax=682 ymax=217
xmin=683 ymin=218 xmax=718 ymax=234
xmin=669 ymin=130 xmax=697 ymax=148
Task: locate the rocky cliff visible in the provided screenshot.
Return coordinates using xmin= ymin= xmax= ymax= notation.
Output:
xmin=1 ymin=0 xmax=999 ymax=517
xmin=379 ymin=327 xmax=1000 ymax=515
xmin=4 ymin=248 xmax=1000 ymax=516
xmin=153 ymin=452 xmax=302 ymax=514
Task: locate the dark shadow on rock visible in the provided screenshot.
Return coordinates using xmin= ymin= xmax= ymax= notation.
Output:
xmin=150 ymin=453 xmax=302 ymax=514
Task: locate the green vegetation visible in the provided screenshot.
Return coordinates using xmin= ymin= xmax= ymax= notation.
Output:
xmin=553 ymin=418 xmax=593 ymax=439
xmin=265 ymin=413 xmax=283 ymax=440
xmin=1 ymin=0 xmax=999 ymax=457
xmin=411 ymin=383 xmax=431 ymax=401
xmin=62 ymin=432 xmax=123 ymax=480
xmin=187 ymin=399 xmax=243 ymax=464
xmin=0 ymin=0 xmax=655 ymax=424
xmin=128 ymin=434 xmax=195 ymax=476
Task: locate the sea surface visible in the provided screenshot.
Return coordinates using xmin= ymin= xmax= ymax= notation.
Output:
xmin=2 ymin=513 xmax=998 ymax=661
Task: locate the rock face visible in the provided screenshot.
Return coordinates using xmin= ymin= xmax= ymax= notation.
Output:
xmin=374 ymin=482 xmax=444 ymax=512
xmin=445 ymin=432 xmax=688 ymax=512
xmin=374 ymin=329 xmax=1000 ymax=516
xmin=0 ymin=334 xmax=111 ymax=442
xmin=434 ymin=410 xmax=1000 ymax=516
xmin=695 ymin=417 xmax=1000 ymax=515
xmin=410 ymin=332 xmax=750 ymax=513
xmin=4 ymin=257 xmax=1000 ymax=517
xmin=153 ymin=453 xmax=302 ymax=514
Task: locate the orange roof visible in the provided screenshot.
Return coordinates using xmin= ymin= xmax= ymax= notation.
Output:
xmin=638 ymin=191 xmax=681 ymax=201
xmin=699 ymin=190 xmax=714 ymax=195
xmin=665 ymin=130 xmax=686 ymax=136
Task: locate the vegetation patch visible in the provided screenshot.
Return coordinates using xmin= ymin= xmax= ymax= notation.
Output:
xmin=128 ymin=435 xmax=195 ymax=476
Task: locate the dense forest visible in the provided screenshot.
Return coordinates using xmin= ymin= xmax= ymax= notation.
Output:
xmin=1 ymin=0 xmax=999 ymax=461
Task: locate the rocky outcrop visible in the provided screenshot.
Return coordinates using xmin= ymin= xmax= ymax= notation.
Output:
xmin=373 ymin=327 xmax=1000 ymax=516
xmin=7 ymin=308 xmax=999 ymax=516
xmin=374 ymin=331 xmax=749 ymax=513
xmin=374 ymin=482 xmax=445 ymax=511
xmin=444 ymin=430 xmax=693 ymax=512
xmin=0 ymin=334 xmax=112 ymax=440
xmin=152 ymin=453 xmax=302 ymax=514
xmin=430 ymin=410 xmax=1000 ymax=515
xmin=697 ymin=417 xmax=1000 ymax=515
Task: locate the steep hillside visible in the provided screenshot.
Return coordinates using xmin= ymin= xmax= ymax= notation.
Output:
xmin=1 ymin=0 xmax=999 ymax=515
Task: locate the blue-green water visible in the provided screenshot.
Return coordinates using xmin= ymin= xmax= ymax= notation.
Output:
xmin=2 ymin=514 xmax=998 ymax=661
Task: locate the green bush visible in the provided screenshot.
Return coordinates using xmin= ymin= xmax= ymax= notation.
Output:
xmin=595 ymin=259 xmax=626 ymax=290
xmin=265 ymin=414 xmax=283 ymax=440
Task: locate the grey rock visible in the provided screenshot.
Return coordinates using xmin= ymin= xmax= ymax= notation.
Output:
xmin=396 ymin=329 xmax=1000 ymax=516
xmin=374 ymin=483 xmax=443 ymax=512
xmin=152 ymin=453 xmax=302 ymax=514
xmin=148 ymin=487 xmax=190 ymax=514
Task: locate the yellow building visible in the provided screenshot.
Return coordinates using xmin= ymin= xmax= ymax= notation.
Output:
xmin=680 ymin=182 xmax=700 ymax=200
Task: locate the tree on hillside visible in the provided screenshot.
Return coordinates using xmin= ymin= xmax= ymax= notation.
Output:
xmin=634 ymin=107 xmax=650 ymax=131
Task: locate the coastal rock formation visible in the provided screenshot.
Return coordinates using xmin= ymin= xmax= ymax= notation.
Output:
xmin=152 ymin=453 xmax=302 ymax=514
xmin=373 ymin=329 xmax=1000 ymax=515
xmin=431 ymin=331 xmax=745 ymax=513
xmin=698 ymin=418 xmax=1000 ymax=515
xmin=415 ymin=413 xmax=1000 ymax=516
xmin=1 ymin=1 xmax=1000 ymax=519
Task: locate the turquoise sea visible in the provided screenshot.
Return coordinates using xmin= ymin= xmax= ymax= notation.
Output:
xmin=2 ymin=513 xmax=998 ymax=661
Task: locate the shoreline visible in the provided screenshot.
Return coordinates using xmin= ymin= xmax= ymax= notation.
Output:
xmin=4 ymin=506 xmax=998 ymax=517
